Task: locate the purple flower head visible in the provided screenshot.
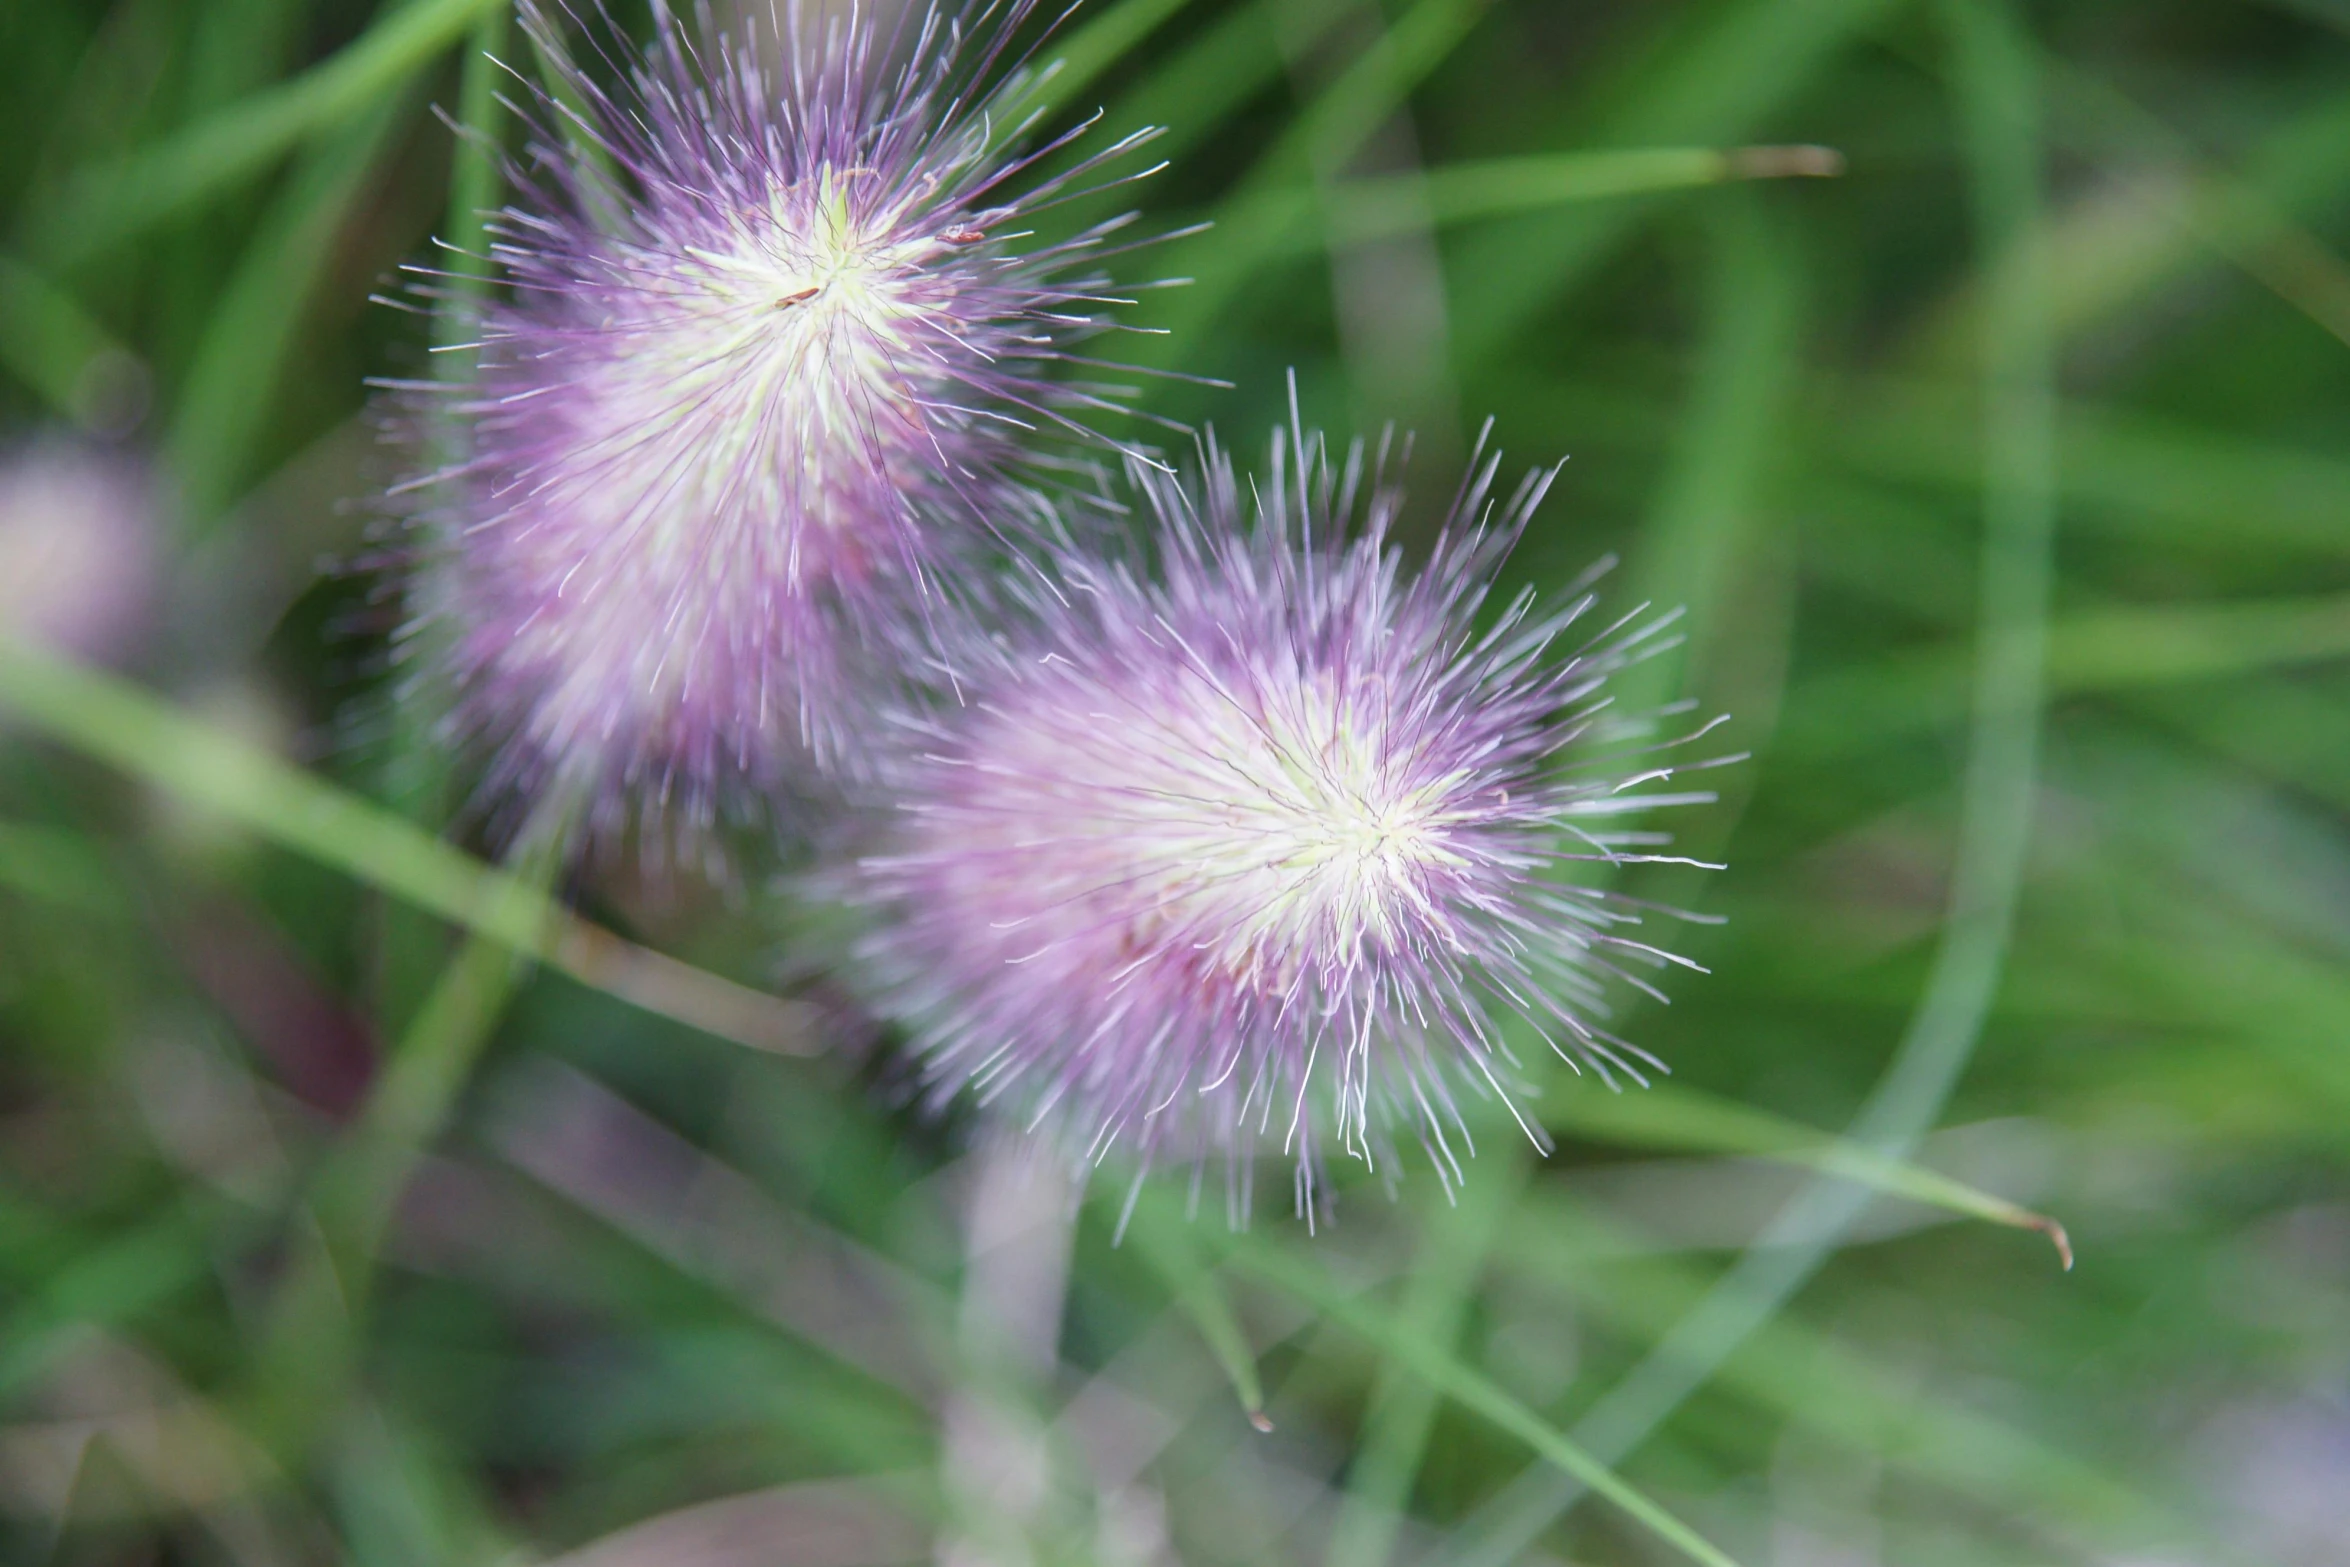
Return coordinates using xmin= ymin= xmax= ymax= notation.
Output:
xmin=853 ymin=414 xmax=1731 ymax=1218
xmin=0 ymin=440 xmax=159 ymax=668
xmin=395 ymin=0 xmax=1164 ymax=845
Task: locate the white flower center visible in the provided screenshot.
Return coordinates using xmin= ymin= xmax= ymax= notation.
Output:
xmin=497 ymin=163 xmax=965 ymax=748
xmin=954 ymin=655 xmax=1472 ymax=995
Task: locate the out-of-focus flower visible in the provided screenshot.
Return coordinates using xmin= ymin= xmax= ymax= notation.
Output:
xmin=394 ymin=0 xmax=1163 ymax=844
xmin=0 ymin=440 xmax=158 ymax=667
xmin=853 ymin=417 xmax=1730 ymax=1215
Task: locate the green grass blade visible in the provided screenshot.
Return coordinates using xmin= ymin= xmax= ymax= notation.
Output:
xmin=1456 ymin=4 xmax=2061 ymax=1557
xmin=1256 ymin=145 xmax=1838 ymax=250
xmin=1834 ymin=384 xmax=2350 ymax=555
xmin=1322 ymin=1155 xmax=1525 ymax=1567
xmin=1448 ymin=0 xmax=1901 ymax=368
xmin=1091 ymin=0 xmax=1334 ymax=179
xmin=0 ymin=255 xmax=137 ymax=427
xmin=253 ymin=920 xmax=543 ymax=1448
xmin=167 ymin=91 xmax=413 ymax=523
xmin=377 ymin=0 xmax=510 ymax=1034
xmin=0 ymin=636 xmax=812 ymax=1054
xmin=0 ymin=819 xmax=126 ymax=916
xmin=437 ymin=0 xmax=507 ymax=327
xmin=1908 ymin=57 xmax=2350 ymax=362
xmin=1501 ymin=1195 xmax=2246 ymax=1563
xmin=1279 ymin=0 xmax=1492 ymax=181
xmin=1118 ymin=1202 xmax=1272 ymax=1430
xmin=1028 ymin=0 xmax=1196 ymax=119
xmin=1779 ymin=592 xmax=2350 ymax=762
xmin=0 ymin=1207 xmax=221 ymax=1403
xmin=1616 ymin=186 xmax=1807 ymax=732
xmin=34 ymin=0 xmax=502 ymax=263
xmin=1151 ymin=144 xmax=1836 ymax=351
xmin=1540 ymin=1084 xmax=2072 ymax=1264
xmin=1137 ymin=0 xmax=1494 ymax=353
xmin=1221 ymin=1229 xmax=1747 ymax=1567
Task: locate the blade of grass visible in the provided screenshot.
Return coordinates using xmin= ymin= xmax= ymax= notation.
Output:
xmin=254 ymin=775 xmax=570 ymax=1456
xmin=1027 ymin=0 xmax=1196 ymax=119
xmin=1485 ymin=371 xmax=2350 ymax=560
xmin=254 ymin=861 xmax=556 ymax=1449
xmin=1136 ymin=0 xmax=1494 ymax=355
xmin=2128 ymin=677 xmax=2350 ymax=823
xmin=1321 ymin=1152 xmax=1524 ymax=1567
xmin=168 ymin=90 xmax=414 ymax=524
xmin=0 ymin=637 xmax=814 ymax=1055
xmin=378 ymin=0 xmax=508 ymax=1035
xmin=1275 ymin=0 xmax=1464 ymax=454
xmin=1357 ymin=144 xmax=1842 ymax=240
xmin=1540 ymin=1085 xmax=2071 ymax=1265
xmin=1084 ymin=0 xmax=1344 ymax=182
xmin=1448 ymin=0 xmax=1901 ymax=369
xmin=1500 ymin=1193 xmax=2245 ymax=1563
xmin=0 ymin=1204 xmax=224 ymax=1403
xmin=1624 ymin=190 xmax=1805 ymax=691
xmin=0 ymin=819 xmax=126 ymax=916
xmin=329 ymin=924 xmax=548 ymax=1272
xmin=1227 ymin=145 xmax=1841 ymax=254
xmin=1836 ymin=383 xmax=2350 ymax=555
xmin=32 ymin=0 xmax=502 ymax=264
xmin=1149 ymin=145 xmax=1839 ymax=352
xmin=1455 ymin=3 xmax=2059 ymax=1557
xmin=1119 ymin=1201 xmax=1272 ymax=1430
xmin=0 ymin=255 xmax=139 ymax=428
xmin=1207 ymin=1219 xmax=1746 ymax=1567
xmin=2049 ymin=70 xmax=2350 ymax=356
xmin=1903 ymin=46 xmax=2350 ymax=364
xmin=436 ymin=0 xmax=506 ymax=327
xmin=1776 ymin=591 xmax=2350 ymax=762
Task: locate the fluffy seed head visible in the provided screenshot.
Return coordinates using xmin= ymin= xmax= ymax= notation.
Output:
xmin=854 ymin=420 xmax=1729 ymax=1214
xmin=395 ymin=0 xmax=1160 ymax=842
xmin=0 ymin=441 xmax=158 ymax=667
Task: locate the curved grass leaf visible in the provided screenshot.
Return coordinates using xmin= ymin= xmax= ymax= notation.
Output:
xmin=1539 ymin=1084 xmax=2072 ymax=1266
xmin=0 ymin=255 xmax=136 ymax=426
xmin=1218 ymin=1225 xmax=1747 ymax=1567
xmin=0 ymin=636 xmax=813 ymax=1055
xmin=1456 ymin=6 xmax=2063 ymax=1558
xmin=1120 ymin=1204 xmax=1274 ymax=1431
xmin=1494 ymin=1193 xmax=2251 ymax=1566
xmin=1150 ymin=144 xmax=1841 ymax=353
xmin=168 ymin=90 xmax=416 ymax=522
xmin=36 ymin=0 xmax=503 ymax=263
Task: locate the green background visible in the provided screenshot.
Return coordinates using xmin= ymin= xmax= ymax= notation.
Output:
xmin=1 ymin=0 xmax=2347 ymax=1562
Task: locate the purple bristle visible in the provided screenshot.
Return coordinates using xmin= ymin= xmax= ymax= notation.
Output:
xmin=387 ymin=0 xmax=1168 ymax=849
xmin=852 ymin=408 xmax=1733 ymax=1220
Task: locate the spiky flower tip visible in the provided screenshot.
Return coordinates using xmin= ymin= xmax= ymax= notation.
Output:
xmin=852 ymin=420 xmax=1733 ymax=1220
xmin=390 ymin=0 xmax=1166 ymax=847
xmin=0 ymin=440 xmax=158 ymax=668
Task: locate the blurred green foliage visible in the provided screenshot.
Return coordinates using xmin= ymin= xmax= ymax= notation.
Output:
xmin=2 ymin=0 xmax=2349 ymax=1563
